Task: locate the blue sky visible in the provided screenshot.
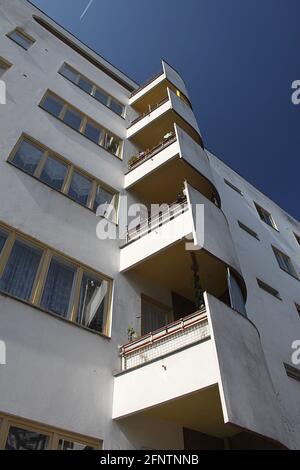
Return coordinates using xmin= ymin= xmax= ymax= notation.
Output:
xmin=30 ymin=0 xmax=300 ymax=219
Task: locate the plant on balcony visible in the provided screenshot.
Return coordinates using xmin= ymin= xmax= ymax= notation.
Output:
xmin=128 ymin=155 xmax=140 ymax=169
xmin=127 ymin=326 xmax=138 ymax=342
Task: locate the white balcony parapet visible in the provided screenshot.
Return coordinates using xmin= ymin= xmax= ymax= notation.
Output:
xmin=120 ymin=309 xmax=209 ymax=371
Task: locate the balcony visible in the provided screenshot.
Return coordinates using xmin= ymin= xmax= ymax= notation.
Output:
xmin=125 ymin=124 xmax=219 ymax=206
xmin=127 ymin=88 xmax=202 ymax=149
xmin=121 ymin=309 xmax=209 ymax=371
xmin=112 ymin=293 xmax=289 ymax=449
xmin=129 ymin=60 xmax=191 ymax=113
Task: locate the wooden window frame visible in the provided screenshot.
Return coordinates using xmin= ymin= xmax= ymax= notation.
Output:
xmin=39 ymin=91 xmax=123 ymax=159
xmin=0 ymin=221 xmax=113 ymax=338
xmin=0 ymin=56 xmax=12 ymax=77
xmin=6 ymin=28 xmax=36 ymax=50
xmin=59 ymin=62 xmax=125 ymax=118
xmin=0 ymin=412 xmax=101 ymax=450
xmin=8 ymin=134 xmax=119 ymax=223
xmin=272 ymin=246 xmax=299 ymax=280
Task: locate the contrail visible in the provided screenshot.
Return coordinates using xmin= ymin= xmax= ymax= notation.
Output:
xmin=80 ymin=0 xmax=94 ymax=20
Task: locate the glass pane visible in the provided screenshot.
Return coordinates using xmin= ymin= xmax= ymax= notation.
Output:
xmin=0 ymin=62 xmax=8 ymax=77
xmin=0 ymin=231 xmax=7 ymax=255
xmin=94 ymin=89 xmax=108 ymax=106
xmin=12 ymin=140 xmax=44 ymax=175
xmin=68 ymin=172 xmax=92 ymax=206
xmin=78 ymin=77 xmax=93 ymax=94
xmin=77 ymin=274 xmax=109 ymax=333
xmin=58 ymin=439 xmax=95 ymax=450
xmin=104 ymin=133 xmax=120 ymax=156
xmin=63 ymin=108 xmax=82 ymax=131
xmin=110 ymin=100 xmax=124 ymax=116
xmin=93 ymin=185 xmax=115 ymax=214
xmin=84 ymin=121 xmax=102 ymax=144
xmin=60 ymin=64 xmax=78 ymax=83
xmin=42 ymin=94 xmax=64 ymax=117
xmin=41 ymin=258 xmax=75 ymax=318
xmin=0 ymin=240 xmax=42 ymax=301
xmin=40 ymin=155 xmax=68 ymax=191
xmin=141 ymin=298 xmax=168 ymax=335
xmin=5 ymin=426 xmax=49 ymax=450
xmin=9 ymin=31 xmax=33 ymax=50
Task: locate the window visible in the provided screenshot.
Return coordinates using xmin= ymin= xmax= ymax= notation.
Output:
xmin=7 ymin=29 xmax=35 ymax=50
xmin=40 ymin=91 xmax=122 ymax=157
xmin=294 ymin=233 xmax=300 ymax=246
xmin=257 ymin=278 xmax=281 ymax=300
xmin=9 ymin=136 xmax=119 ymax=220
xmin=68 ymin=171 xmax=92 ymax=206
xmin=272 ymin=246 xmax=298 ymax=279
xmin=0 ymin=57 xmax=12 ymax=77
xmin=255 ymin=203 xmax=278 ymax=230
xmin=0 ymin=223 xmax=112 ymax=336
xmin=59 ymin=63 xmax=125 ymax=117
xmin=224 ymin=179 xmax=243 ymax=195
xmin=0 ymin=240 xmax=42 ymax=302
xmin=0 ymin=412 xmax=101 ymax=450
xmin=141 ymin=295 xmax=170 ymax=335
xmin=295 ymin=303 xmax=300 ymax=317
xmin=284 ymin=363 xmax=300 ymax=382
xmin=0 ymin=231 xmax=8 ymax=255
xmin=238 ymin=221 xmax=259 ymax=240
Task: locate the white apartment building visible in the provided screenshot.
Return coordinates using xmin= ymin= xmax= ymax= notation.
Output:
xmin=0 ymin=0 xmax=299 ymax=451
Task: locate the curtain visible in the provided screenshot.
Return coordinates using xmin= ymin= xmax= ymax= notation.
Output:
xmin=77 ymin=275 xmax=108 ymax=333
xmin=13 ymin=140 xmax=43 ymax=175
xmin=0 ymin=240 xmax=42 ymax=301
xmin=40 ymin=156 xmax=67 ymax=191
xmin=41 ymin=258 xmax=75 ymax=318
xmin=227 ymin=268 xmax=247 ymax=317
xmin=6 ymin=427 xmax=49 ymax=450
xmin=68 ymin=172 xmax=92 ymax=206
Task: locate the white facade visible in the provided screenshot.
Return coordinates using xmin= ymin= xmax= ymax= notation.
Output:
xmin=0 ymin=0 xmax=299 ymax=450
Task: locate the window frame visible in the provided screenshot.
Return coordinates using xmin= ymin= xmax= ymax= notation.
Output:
xmin=272 ymin=246 xmax=299 ymax=280
xmin=59 ymin=63 xmax=125 ymax=118
xmin=254 ymin=202 xmax=278 ymax=231
xmin=294 ymin=233 xmax=300 ymax=246
xmin=8 ymin=134 xmax=119 ymax=222
xmin=40 ymin=91 xmax=123 ymax=158
xmin=257 ymin=278 xmax=282 ymax=300
xmin=224 ymin=179 xmax=243 ymax=196
xmin=0 ymin=222 xmax=113 ymax=338
xmin=6 ymin=28 xmax=35 ymax=50
xmin=295 ymin=303 xmax=300 ymax=317
xmin=238 ymin=221 xmax=259 ymax=240
xmin=0 ymin=57 xmax=12 ymax=77
xmin=0 ymin=412 xmax=101 ymax=450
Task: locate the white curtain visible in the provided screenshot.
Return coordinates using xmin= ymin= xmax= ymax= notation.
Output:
xmin=41 ymin=258 xmax=75 ymax=317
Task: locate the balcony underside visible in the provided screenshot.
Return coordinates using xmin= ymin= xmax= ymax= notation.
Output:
xmin=127 ymin=156 xmax=216 ymax=205
xmin=128 ymin=109 xmax=202 ymax=149
xmin=126 ymin=239 xmax=228 ymax=304
xmin=143 ymin=385 xmax=237 ymax=439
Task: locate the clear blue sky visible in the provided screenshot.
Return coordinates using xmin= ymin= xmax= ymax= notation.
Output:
xmin=30 ymin=0 xmax=300 ymax=219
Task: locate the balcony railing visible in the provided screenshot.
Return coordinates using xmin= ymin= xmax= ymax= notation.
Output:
xmin=120 ymin=309 xmax=209 ymax=371
xmin=127 ymin=133 xmax=177 ymax=172
xmin=125 ymin=197 xmax=188 ymax=245
xmin=130 ymin=71 xmax=163 ymax=98
xmin=129 ymin=96 xmax=169 ymax=127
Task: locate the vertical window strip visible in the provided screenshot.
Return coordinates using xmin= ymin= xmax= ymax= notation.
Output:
xmin=0 ymin=224 xmax=112 ymax=335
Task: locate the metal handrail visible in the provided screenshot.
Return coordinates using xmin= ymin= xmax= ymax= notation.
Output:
xmin=127 ymin=135 xmax=177 ymax=172
xmin=125 ymin=198 xmax=188 ymax=244
xmin=129 ymin=96 xmax=169 ymax=127
xmin=130 ymin=71 xmax=164 ymax=98
xmin=120 ymin=308 xmax=207 ymax=357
